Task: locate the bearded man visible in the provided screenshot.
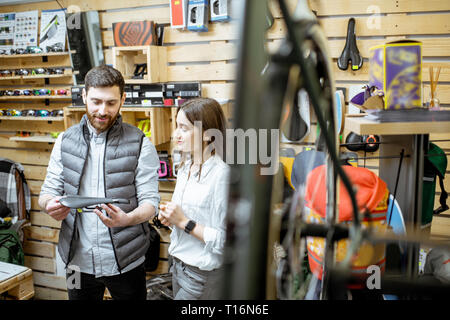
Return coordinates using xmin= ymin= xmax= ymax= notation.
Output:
xmin=39 ymin=65 xmax=160 ymax=300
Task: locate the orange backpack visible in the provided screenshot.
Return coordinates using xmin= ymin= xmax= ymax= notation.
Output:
xmin=304 ymin=165 xmax=388 ymax=286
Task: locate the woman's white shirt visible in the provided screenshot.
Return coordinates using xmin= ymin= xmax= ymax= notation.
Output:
xmin=168 ymin=154 xmax=230 ymax=271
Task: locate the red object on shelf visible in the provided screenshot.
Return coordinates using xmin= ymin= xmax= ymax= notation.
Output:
xmin=164 ymin=98 xmax=174 ymax=106
xmin=170 ymin=0 xmax=188 ymax=29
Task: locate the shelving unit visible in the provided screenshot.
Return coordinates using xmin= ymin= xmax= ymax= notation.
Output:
xmin=0 ymin=51 xmax=74 ymax=143
xmin=61 ymin=46 xmax=174 ymax=147
xmin=64 ymin=105 xmax=175 ymax=146
xmin=345 ymin=115 xmax=450 ymax=277
xmin=112 ymin=45 xmax=167 ymax=83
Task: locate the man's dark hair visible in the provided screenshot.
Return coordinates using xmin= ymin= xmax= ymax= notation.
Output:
xmin=84 ymin=65 xmax=125 ymax=97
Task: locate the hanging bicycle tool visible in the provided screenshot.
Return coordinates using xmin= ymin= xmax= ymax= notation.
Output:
xmin=337 ymin=18 xmax=363 ymax=71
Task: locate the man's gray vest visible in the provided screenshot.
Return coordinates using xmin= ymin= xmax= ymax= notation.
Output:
xmin=58 ymin=114 xmax=151 ymax=271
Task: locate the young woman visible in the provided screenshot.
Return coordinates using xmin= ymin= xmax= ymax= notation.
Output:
xmin=158 ymin=98 xmax=230 ymax=300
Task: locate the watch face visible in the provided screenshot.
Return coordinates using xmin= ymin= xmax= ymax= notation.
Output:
xmin=184 ymin=220 xmax=196 ymax=233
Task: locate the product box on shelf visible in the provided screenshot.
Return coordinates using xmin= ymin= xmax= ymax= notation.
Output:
xmin=369 ymin=40 xmax=422 ymax=110
xmin=71 ymin=86 xmax=84 ymax=106
xmin=187 ymin=0 xmax=209 ymax=32
xmin=124 ymin=84 xmax=164 ymax=106
xmin=170 ymin=0 xmax=189 ymax=29
xmin=210 ymin=0 xmax=230 ymax=22
xmin=164 ymin=82 xmax=201 ymax=106
xmin=164 ymin=82 xmax=201 ymax=98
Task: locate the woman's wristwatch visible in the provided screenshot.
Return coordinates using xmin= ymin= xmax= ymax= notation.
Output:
xmin=184 ymin=220 xmax=196 ymax=234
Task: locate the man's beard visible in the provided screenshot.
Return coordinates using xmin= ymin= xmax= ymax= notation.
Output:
xmin=87 ymin=111 xmax=119 ymax=133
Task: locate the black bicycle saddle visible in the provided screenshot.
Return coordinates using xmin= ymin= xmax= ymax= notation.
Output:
xmin=337 ymin=18 xmax=363 ymax=71
xmin=59 ymin=195 xmax=130 ymax=209
xmin=132 ymin=63 xmax=147 ymax=79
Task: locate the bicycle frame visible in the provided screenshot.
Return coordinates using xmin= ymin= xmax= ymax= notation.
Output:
xmin=221 ymin=0 xmax=347 ymax=299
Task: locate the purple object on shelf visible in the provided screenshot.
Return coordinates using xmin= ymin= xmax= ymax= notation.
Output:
xmin=350 ymin=91 xmax=365 ymax=106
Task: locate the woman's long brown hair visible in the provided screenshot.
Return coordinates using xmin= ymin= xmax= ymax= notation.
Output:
xmin=176 ymin=98 xmax=227 ymax=180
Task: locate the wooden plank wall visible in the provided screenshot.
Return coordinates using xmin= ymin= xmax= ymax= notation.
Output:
xmin=1 ymin=0 xmax=449 ymax=299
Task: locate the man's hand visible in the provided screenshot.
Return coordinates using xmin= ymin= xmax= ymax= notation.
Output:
xmin=158 ymin=202 xmax=187 ymax=230
xmin=94 ymin=203 xmax=131 ymax=228
xmin=46 ymin=196 xmax=71 ymax=221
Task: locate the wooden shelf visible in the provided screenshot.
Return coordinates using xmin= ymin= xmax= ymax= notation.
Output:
xmin=66 ymin=106 xmax=175 ymax=112
xmin=0 ymin=96 xmax=71 ymax=100
xmin=0 ymin=116 xmax=64 ymax=121
xmin=64 ymin=105 xmax=174 ymax=146
xmin=66 ymin=107 xmax=85 ymax=112
xmin=122 ymin=106 xmax=176 ymax=110
xmin=345 ymin=116 xmax=450 ymax=135
xmin=0 ymin=73 xmax=75 ymax=81
xmin=124 ymin=79 xmax=155 ymax=84
xmin=9 ymin=135 xmax=56 ymax=143
xmin=0 ymin=51 xmax=73 ymax=59
xmin=68 ymin=107 xmax=150 ymax=112
xmin=0 ymin=47 xmax=74 ymax=133
xmin=113 ymin=45 xmax=167 ymax=83
xmin=158 ymin=178 xmax=177 ymax=182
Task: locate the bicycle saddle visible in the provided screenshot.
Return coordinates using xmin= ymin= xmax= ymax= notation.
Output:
xmin=132 ymin=63 xmax=147 ymax=79
xmin=337 ymin=18 xmax=363 ymax=71
xmin=59 ymin=195 xmax=130 ymax=209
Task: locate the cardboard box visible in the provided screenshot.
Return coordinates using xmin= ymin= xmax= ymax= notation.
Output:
xmin=187 ymin=0 xmax=209 ymax=32
xmin=210 ymin=0 xmax=230 ymax=22
xmin=369 ymin=40 xmax=422 ymax=110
